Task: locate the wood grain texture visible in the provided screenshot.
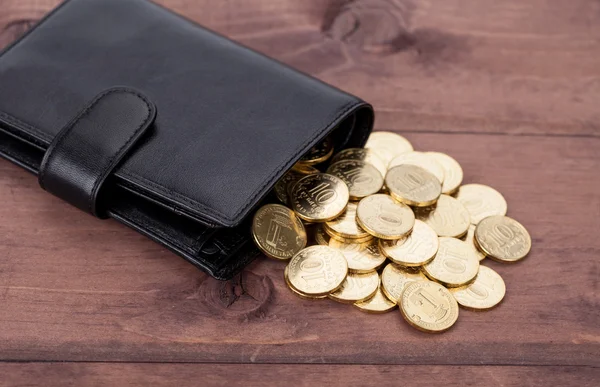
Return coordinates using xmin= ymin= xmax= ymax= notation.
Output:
xmin=0 ymin=0 xmax=599 ymax=385
xmin=2 ymin=0 xmax=599 ymax=136
xmin=0 ymin=364 xmax=598 ymax=387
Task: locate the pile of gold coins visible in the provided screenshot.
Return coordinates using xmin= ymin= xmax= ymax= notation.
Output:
xmin=252 ymin=131 xmax=531 ymax=333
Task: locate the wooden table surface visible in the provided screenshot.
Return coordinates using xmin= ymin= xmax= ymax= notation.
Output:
xmin=1 ymin=0 xmax=599 ymax=385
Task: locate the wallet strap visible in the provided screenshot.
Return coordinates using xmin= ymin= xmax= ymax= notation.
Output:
xmin=38 ymin=87 xmax=156 ymax=218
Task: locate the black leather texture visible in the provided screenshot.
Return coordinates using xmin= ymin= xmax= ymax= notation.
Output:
xmin=39 ymin=87 xmax=156 ymax=218
xmin=0 ymin=0 xmax=374 ymax=280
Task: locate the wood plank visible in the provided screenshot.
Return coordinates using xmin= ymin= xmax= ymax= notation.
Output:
xmin=2 ymin=0 xmax=599 ymax=136
xmin=160 ymin=0 xmax=600 ymax=137
xmin=0 ymin=364 xmax=598 ymax=387
xmin=1 ymin=132 xmax=598 ymax=366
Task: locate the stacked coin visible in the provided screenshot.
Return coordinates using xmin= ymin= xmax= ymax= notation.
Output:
xmin=252 ymin=132 xmax=531 ymax=333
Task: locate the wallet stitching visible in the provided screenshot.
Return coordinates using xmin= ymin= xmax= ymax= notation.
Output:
xmin=38 ymin=89 xmax=119 ymax=190
xmin=111 ymin=208 xmax=202 ymax=259
xmin=113 ymin=204 xmax=255 ymax=278
xmin=115 ymin=177 xmax=215 ymax=246
xmin=37 ymin=88 xmax=153 ymax=215
xmin=118 ymin=100 xmax=362 ymax=223
xmin=0 ymin=148 xmax=37 ymax=170
xmin=136 ymin=221 xmax=200 ymax=258
xmin=86 ymin=90 xmax=152 ymax=214
xmin=0 ymin=112 xmax=53 ymax=145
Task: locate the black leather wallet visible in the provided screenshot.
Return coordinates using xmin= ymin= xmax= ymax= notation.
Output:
xmin=0 ymin=0 xmax=374 ymax=280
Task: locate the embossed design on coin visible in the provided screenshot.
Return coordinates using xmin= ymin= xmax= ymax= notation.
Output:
xmin=426 ymin=152 xmax=463 ymax=194
xmin=284 ymin=266 xmax=327 ymax=300
xmin=450 ymin=266 xmax=505 ymax=309
xmin=456 ymin=184 xmax=508 ymax=224
xmin=414 ymin=194 xmax=470 ymax=238
xmin=297 ymin=136 xmax=334 ymax=166
xmin=385 ymin=164 xmax=442 ymax=207
xmin=327 ymin=160 xmax=383 ymax=200
xmin=379 ymin=220 xmax=439 ymax=266
xmin=331 ymin=148 xmax=387 ymax=177
xmin=365 ymin=131 xmax=413 ymax=165
xmin=423 ymin=237 xmax=480 ymax=287
xmin=474 ymin=216 xmax=531 ymax=262
xmin=286 ymin=245 xmax=348 ymax=296
xmin=324 ymin=202 xmax=369 ymax=240
xmin=291 ymin=173 xmax=349 ymax=222
xmin=461 ymin=224 xmax=486 ymax=261
xmin=329 ymin=271 xmax=380 ymax=303
xmin=388 ymin=151 xmax=445 ymax=184
xmin=252 ymin=204 xmax=307 ymax=260
xmin=400 ymin=281 xmax=459 ymax=333
xmin=354 ymin=286 xmax=397 ymax=313
xmin=381 ymin=263 xmax=428 ymax=302
xmin=329 ymin=238 xmax=386 ymax=273
xmin=356 ymin=194 xmax=415 ymax=240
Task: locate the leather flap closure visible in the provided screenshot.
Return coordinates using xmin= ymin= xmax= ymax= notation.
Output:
xmin=38 ymin=87 xmax=156 ymax=218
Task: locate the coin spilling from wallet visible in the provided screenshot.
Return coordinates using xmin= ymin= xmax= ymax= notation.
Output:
xmin=252 ymin=131 xmax=532 ymax=333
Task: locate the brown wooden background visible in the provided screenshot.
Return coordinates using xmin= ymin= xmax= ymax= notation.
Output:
xmin=0 ymin=0 xmax=599 ymax=385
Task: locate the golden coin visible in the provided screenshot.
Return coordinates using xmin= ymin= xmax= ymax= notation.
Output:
xmin=426 ymin=152 xmax=463 ymax=195
xmin=379 ymin=220 xmax=439 ymax=267
xmin=291 ymin=173 xmax=349 ymax=222
xmin=455 ymin=184 xmax=507 ymax=224
xmin=297 ymin=136 xmax=334 ymax=166
xmin=356 ymin=194 xmax=415 ymax=240
xmin=473 ymin=235 xmax=486 ymax=257
xmin=252 ymin=204 xmax=307 ymax=260
xmin=450 ymin=266 xmax=505 ymax=310
xmin=327 ymin=160 xmax=383 ymax=200
xmin=292 ymin=163 xmax=320 ymax=175
xmin=284 ymin=266 xmax=326 ymax=300
xmin=328 ymin=271 xmax=380 ymax=303
xmin=313 ymin=224 xmax=330 ymax=245
xmin=399 ymin=280 xmax=459 ymax=333
xmin=461 ymin=224 xmax=486 ymax=261
xmin=474 ymin=216 xmax=531 ymax=262
xmin=328 ymin=238 xmax=386 ymax=273
xmin=381 ymin=263 xmax=428 ymax=302
xmin=353 ymin=286 xmax=397 ymax=314
xmin=422 ymin=237 xmax=480 ymax=287
xmin=324 ymin=202 xmax=369 ymax=240
xmin=286 ymin=245 xmax=348 ymax=296
xmin=365 ymin=131 xmax=413 ymax=165
xmin=324 ymin=229 xmax=374 ymax=244
xmin=414 ymin=194 xmax=470 ymax=238
xmin=330 ymin=148 xmax=387 ymax=177
xmin=388 ymin=151 xmax=445 ymax=184
xmin=385 ymin=164 xmax=442 ymax=207
xmin=274 ymin=169 xmax=303 ymax=205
